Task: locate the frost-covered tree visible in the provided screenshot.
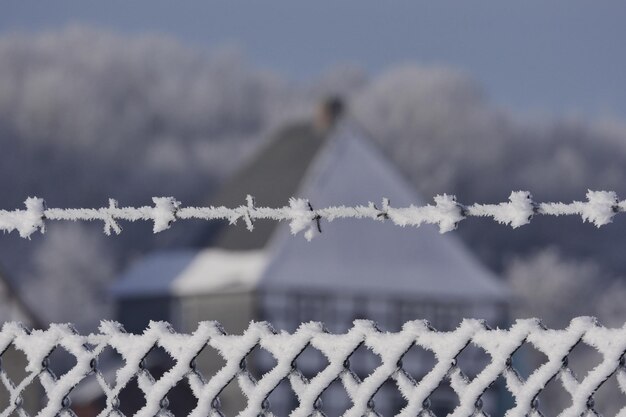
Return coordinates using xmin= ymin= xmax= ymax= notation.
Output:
xmin=0 ymin=27 xmax=303 ymax=319
xmin=505 ymin=248 xmax=602 ymax=327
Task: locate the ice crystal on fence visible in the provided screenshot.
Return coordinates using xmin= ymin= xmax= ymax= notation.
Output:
xmin=1 ymin=318 xmax=626 ymax=417
xmin=0 ymin=190 xmax=624 ymax=240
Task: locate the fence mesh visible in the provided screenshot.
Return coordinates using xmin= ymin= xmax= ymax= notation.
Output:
xmin=1 ymin=318 xmax=625 ymax=417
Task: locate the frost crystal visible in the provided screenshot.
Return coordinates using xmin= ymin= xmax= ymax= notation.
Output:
xmin=1 ymin=191 xmax=626 ymax=239
xmin=1 ymin=318 xmax=626 ymax=417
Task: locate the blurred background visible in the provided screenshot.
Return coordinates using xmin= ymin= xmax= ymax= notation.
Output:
xmin=2 ymin=1 xmax=626 ymax=416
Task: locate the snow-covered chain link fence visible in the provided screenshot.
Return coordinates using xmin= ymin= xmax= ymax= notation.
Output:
xmin=2 ymin=318 xmax=626 ymax=417
xmin=0 ymin=190 xmax=624 ymax=240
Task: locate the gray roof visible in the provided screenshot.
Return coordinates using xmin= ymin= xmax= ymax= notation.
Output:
xmin=259 ymin=125 xmax=509 ymax=302
xmin=194 ymin=122 xmax=326 ymax=249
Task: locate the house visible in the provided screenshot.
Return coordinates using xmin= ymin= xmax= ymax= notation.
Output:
xmin=107 ymin=101 xmax=510 ymax=416
xmin=0 ymin=267 xmax=43 ymax=414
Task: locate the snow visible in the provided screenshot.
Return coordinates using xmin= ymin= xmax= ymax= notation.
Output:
xmin=171 ymin=250 xmax=266 ymax=296
xmin=150 ymin=197 xmax=180 ymax=233
xmin=540 ymin=190 xmax=619 ymax=228
xmin=287 ymin=198 xmax=319 ymax=241
xmin=375 ymin=194 xmax=464 ymax=233
xmin=467 ymin=191 xmax=536 ymax=228
xmin=110 ymin=249 xmax=267 ymax=298
xmin=0 ymin=197 xmax=45 ymax=238
xmin=2 ymin=189 xmax=625 ymax=239
xmin=2 ymin=318 xmax=626 ymax=417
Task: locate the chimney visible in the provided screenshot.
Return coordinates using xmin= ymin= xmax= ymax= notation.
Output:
xmin=315 ymin=95 xmax=345 ymax=133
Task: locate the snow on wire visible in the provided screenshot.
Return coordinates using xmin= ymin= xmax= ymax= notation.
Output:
xmin=0 ymin=190 xmax=624 ymax=240
xmin=2 ymin=318 xmax=626 ymax=417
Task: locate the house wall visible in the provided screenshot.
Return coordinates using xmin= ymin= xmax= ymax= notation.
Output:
xmin=176 ymin=291 xmax=256 ymax=334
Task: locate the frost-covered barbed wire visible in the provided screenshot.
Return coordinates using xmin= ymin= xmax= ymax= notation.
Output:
xmin=0 ymin=190 xmax=624 ymax=240
xmin=1 ymin=318 xmax=626 ymax=417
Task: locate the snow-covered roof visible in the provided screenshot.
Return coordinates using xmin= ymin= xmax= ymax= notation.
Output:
xmin=259 ymin=125 xmax=509 ymax=302
xmin=172 ymin=249 xmax=266 ymax=296
xmin=111 ymin=249 xmax=267 ymax=298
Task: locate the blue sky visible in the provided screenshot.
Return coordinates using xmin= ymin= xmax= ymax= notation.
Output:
xmin=2 ymin=0 xmax=626 ymax=119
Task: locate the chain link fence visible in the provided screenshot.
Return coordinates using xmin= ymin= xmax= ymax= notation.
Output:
xmin=1 ymin=317 xmax=626 ymax=417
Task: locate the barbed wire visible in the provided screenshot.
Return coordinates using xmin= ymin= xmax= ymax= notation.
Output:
xmin=0 ymin=190 xmax=624 ymax=240
xmin=1 ymin=318 xmax=625 ymax=417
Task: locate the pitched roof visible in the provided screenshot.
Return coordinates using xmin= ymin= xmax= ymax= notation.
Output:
xmin=259 ymin=125 xmax=509 ymax=302
xmin=194 ymin=122 xmax=326 ymax=249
